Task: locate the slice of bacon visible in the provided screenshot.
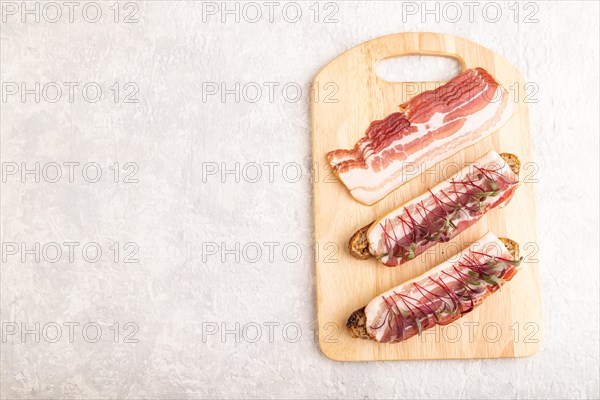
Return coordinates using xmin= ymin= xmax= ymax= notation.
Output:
xmin=366 ymin=150 xmax=519 ymax=266
xmin=327 ymin=67 xmax=513 ymax=205
xmin=357 ymin=233 xmax=522 ymax=343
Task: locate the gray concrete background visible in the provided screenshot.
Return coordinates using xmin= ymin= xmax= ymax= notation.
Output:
xmin=1 ymin=1 xmax=599 ymax=399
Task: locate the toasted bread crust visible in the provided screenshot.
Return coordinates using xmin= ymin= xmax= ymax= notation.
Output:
xmin=346 ymin=307 xmax=370 ymax=339
xmin=500 ymin=153 xmax=521 ymax=175
xmin=348 ymin=222 xmax=374 ymax=260
xmin=499 ymin=237 xmax=519 ymax=259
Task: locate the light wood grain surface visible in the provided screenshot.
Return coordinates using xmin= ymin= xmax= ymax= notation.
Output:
xmin=311 ymin=32 xmax=542 ymax=361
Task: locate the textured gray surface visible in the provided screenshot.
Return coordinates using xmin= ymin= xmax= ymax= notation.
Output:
xmin=1 ymin=1 xmax=599 ymax=399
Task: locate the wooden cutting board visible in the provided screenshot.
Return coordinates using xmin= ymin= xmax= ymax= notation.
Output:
xmin=311 ymin=32 xmax=542 ymax=361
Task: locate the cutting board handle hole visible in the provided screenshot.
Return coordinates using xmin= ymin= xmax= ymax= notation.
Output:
xmin=375 ymin=55 xmax=462 ymax=83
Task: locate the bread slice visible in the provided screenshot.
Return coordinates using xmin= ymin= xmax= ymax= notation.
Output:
xmin=347 ymin=153 xmax=521 ymax=261
xmin=500 ymin=152 xmax=521 ymax=175
xmin=348 ymin=222 xmax=373 ymax=260
xmin=346 ymin=307 xmax=369 ymax=339
xmin=499 ymin=237 xmax=519 ymax=259
xmin=347 ymin=237 xmax=519 ymax=340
